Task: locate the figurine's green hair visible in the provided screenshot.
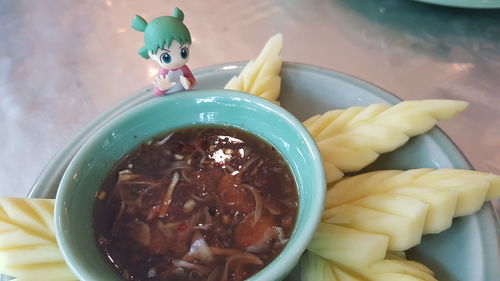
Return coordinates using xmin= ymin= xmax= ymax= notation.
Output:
xmin=131 ymin=7 xmax=191 ymax=59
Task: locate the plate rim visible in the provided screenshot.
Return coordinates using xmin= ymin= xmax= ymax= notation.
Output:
xmin=412 ymin=0 xmax=500 ymax=9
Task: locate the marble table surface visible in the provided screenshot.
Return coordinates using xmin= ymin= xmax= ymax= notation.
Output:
xmin=1 ymin=0 xmax=499 ymax=214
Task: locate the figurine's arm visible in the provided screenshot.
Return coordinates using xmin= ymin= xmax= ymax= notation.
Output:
xmin=153 ymin=69 xmax=176 ymax=96
xmin=179 ymin=65 xmax=197 ymax=90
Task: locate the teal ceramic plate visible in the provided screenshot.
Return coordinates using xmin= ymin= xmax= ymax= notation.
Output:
xmin=413 ymin=0 xmax=500 ymax=8
xmin=11 ymin=62 xmax=500 ymax=281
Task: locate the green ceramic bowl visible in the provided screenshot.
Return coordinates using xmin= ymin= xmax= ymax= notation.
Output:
xmin=54 ymin=89 xmax=326 ymax=281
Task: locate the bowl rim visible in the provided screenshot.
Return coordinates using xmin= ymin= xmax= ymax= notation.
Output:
xmin=54 ymin=89 xmax=326 ymax=281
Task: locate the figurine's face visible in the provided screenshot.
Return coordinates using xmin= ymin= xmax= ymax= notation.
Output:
xmin=149 ymin=40 xmax=190 ymax=70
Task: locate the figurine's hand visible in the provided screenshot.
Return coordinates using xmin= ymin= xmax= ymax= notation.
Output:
xmin=153 ymin=75 xmax=176 ymax=91
xmin=180 ymin=75 xmax=191 ymax=90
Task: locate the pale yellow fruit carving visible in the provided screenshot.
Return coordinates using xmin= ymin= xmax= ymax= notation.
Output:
xmin=369 ymin=259 xmax=435 ymax=281
xmin=308 ymin=223 xmax=389 ymax=266
xmin=224 ymin=33 xmax=283 ymax=103
xmin=324 ymin=194 xmax=429 ymax=250
xmin=303 ymin=100 xmax=468 ymax=182
xmin=365 ymin=258 xmax=437 ymax=281
xmin=325 ymin=168 xmax=500 ymax=240
xmin=300 ymin=250 xmax=437 ymax=281
xmin=305 ymin=104 xmax=390 ymax=142
xmin=327 ymin=169 xmax=499 ymax=215
xmin=0 ymin=198 xmax=76 ymax=281
xmin=390 ymin=186 xmax=457 ymax=233
xmin=331 ymin=265 xmax=367 ymax=281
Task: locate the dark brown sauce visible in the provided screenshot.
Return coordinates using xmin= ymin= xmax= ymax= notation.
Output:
xmin=94 ymin=126 xmax=298 ymax=281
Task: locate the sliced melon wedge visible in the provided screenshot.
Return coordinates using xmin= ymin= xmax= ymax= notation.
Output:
xmin=304 ymin=100 xmax=468 ymax=182
xmin=0 ymin=198 xmax=76 ymax=281
xmin=308 ymin=223 xmax=389 ymax=266
xmin=224 ymin=33 xmax=283 ymax=103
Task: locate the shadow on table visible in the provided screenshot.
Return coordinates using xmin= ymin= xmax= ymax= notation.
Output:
xmin=336 ymin=0 xmax=500 ymax=62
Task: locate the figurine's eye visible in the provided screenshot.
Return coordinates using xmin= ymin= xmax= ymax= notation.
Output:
xmin=160 ymin=53 xmax=171 ymax=64
xmin=180 ymin=47 xmax=189 ymax=59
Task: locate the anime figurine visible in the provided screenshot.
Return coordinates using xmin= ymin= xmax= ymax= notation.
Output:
xmin=132 ymin=8 xmax=196 ymax=96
